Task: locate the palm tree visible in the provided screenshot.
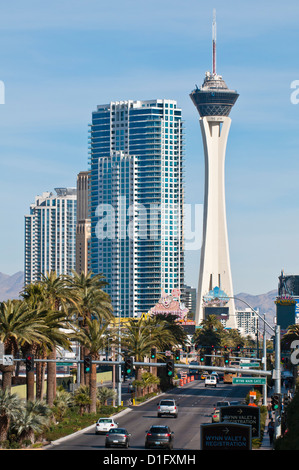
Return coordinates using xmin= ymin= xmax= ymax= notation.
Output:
xmin=133 ymin=371 xmax=160 ymax=396
xmin=97 ymin=386 xmax=117 ymax=406
xmin=66 ymin=271 xmax=113 ymax=385
xmin=122 ymin=316 xmax=177 ymax=394
xmin=11 ymin=400 xmax=51 ymax=446
xmin=53 ymin=386 xmax=74 ymax=420
xmin=0 ymin=388 xmax=23 ymax=443
xmin=39 ymin=271 xmax=77 ymax=406
xmin=0 ymin=299 xmax=49 ymax=391
xmin=73 ymin=318 xmax=110 ymax=413
xmin=73 ymin=385 xmax=91 ymax=416
xmin=282 ymin=324 xmax=299 ymax=349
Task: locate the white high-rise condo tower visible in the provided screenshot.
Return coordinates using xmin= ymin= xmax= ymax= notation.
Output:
xmin=190 ymin=10 xmax=238 ymax=327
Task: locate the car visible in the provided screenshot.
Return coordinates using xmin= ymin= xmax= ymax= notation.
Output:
xmin=211 ymin=371 xmax=219 ymax=382
xmin=211 ymin=409 xmax=220 ymax=423
xmin=216 ymin=400 xmax=230 ymax=407
xmin=105 ymin=428 xmax=131 ymax=448
xmin=95 ymin=417 xmax=118 ymax=434
xmin=201 ymin=371 xmax=209 ymax=380
xmin=145 ymin=425 xmax=174 ymax=449
xmin=205 ymin=375 xmax=217 ymax=387
xmin=157 ymin=399 xmax=178 ymax=418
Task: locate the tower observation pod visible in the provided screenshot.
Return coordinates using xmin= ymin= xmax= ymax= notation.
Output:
xmin=189 ymin=10 xmax=239 ymax=327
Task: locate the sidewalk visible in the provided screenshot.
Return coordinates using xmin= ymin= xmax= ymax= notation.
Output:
xmin=258 ymin=413 xmax=273 ymax=450
xmin=257 ymin=385 xmax=290 ymax=450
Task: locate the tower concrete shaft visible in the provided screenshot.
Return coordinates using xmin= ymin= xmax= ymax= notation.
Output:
xmin=195 ymin=115 xmax=236 ymax=327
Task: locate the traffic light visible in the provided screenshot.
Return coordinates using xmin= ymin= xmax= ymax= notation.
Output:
xmin=83 ymin=355 xmax=92 ymax=374
xmin=224 ymin=352 xmax=230 ymax=365
xmin=271 ymin=393 xmax=281 ymax=411
xmin=25 ymin=354 xmax=34 ymax=372
xmin=124 ymin=356 xmax=133 ymax=375
xmin=200 ymin=351 xmax=205 ymax=363
xmin=174 ymin=349 xmax=180 ymax=361
xmin=150 ymin=348 xmax=156 ymax=360
xmin=166 ymin=358 xmax=174 ymax=377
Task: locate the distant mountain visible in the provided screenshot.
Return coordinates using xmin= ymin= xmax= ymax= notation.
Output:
xmin=235 ymin=290 xmax=277 ymax=329
xmin=0 ymin=271 xmax=24 ymax=301
xmin=0 ymin=272 xmax=278 ymax=328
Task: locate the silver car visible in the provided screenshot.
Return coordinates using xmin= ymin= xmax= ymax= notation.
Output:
xmin=157 ymin=399 xmax=178 ymax=418
xmin=105 ymin=428 xmax=131 ymax=448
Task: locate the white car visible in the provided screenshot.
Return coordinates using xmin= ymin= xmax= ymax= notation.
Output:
xmin=95 ymin=417 xmax=118 ymax=434
xmin=205 ymin=375 xmax=217 ymax=387
xmin=157 ymin=399 xmax=178 ymax=418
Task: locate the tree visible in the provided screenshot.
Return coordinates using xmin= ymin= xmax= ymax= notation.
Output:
xmin=133 ymin=371 xmax=160 ymax=396
xmin=73 ymin=385 xmax=91 ymax=416
xmin=282 ymin=324 xmax=299 ymax=350
xmin=53 ymin=386 xmax=74 ymax=420
xmin=66 ymin=271 xmax=113 ymax=385
xmin=0 ymin=389 xmax=23 ymax=443
xmin=122 ymin=316 xmax=177 ymax=395
xmin=11 ymin=400 xmax=51 ymax=446
xmin=39 ymin=271 xmax=77 ymax=406
xmin=0 ymin=299 xmax=48 ymax=391
xmin=73 ymin=318 xmax=109 ymax=413
xmin=97 ymin=386 xmax=117 ymax=406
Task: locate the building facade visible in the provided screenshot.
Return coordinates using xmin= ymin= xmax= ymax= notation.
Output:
xmin=76 ymin=171 xmax=90 ymax=275
xmin=89 ymin=99 xmax=184 ymax=317
xmin=24 ymin=187 xmax=77 ymax=285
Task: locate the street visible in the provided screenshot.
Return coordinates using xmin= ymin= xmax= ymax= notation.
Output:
xmin=47 ymin=377 xmax=251 ymax=450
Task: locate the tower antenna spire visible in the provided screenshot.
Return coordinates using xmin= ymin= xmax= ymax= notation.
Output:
xmin=212 ymin=8 xmax=216 ymax=75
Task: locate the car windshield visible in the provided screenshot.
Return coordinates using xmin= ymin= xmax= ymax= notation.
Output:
xmin=160 ymin=400 xmax=174 ymax=406
xmin=109 ymin=428 xmax=126 ymax=434
xmin=150 ymin=427 xmax=169 ymax=434
xmin=98 ymin=418 xmax=112 ymax=423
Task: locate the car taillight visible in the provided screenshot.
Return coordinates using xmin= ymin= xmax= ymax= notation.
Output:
xmin=174 ymin=406 xmax=177 ymax=409
xmin=158 ymin=406 xmax=160 ymax=409
xmin=111 ymin=424 xmax=114 ymax=426
xmin=147 ymin=433 xmax=152 ymax=436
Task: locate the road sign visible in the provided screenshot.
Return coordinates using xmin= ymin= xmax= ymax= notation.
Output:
xmin=232 ymin=377 xmax=266 ymax=385
xmin=3 ymin=355 xmax=14 ymax=366
xmin=240 ymin=363 xmax=259 ymax=368
xmin=220 ymin=405 xmax=260 ymax=438
xmin=201 ymin=423 xmax=252 ymax=450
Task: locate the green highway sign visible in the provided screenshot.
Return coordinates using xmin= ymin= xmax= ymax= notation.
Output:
xmin=233 ymin=377 xmax=266 ymax=385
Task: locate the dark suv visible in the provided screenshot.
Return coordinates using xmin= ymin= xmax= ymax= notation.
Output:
xmin=145 ymin=425 xmax=174 ymax=449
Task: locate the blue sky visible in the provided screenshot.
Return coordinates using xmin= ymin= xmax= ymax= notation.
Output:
xmin=1 ymin=0 xmax=299 ymax=296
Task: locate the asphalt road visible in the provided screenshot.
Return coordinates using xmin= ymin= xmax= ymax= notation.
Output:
xmin=47 ymin=377 xmax=251 ymax=451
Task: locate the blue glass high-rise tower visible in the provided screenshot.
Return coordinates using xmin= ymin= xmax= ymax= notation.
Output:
xmin=89 ymin=99 xmax=184 ymax=317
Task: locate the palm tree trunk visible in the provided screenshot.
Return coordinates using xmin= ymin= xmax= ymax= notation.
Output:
xmin=0 ymin=365 xmax=14 ymax=391
xmin=26 ymin=369 xmax=35 ymax=402
xmin=0 ymin=414 xmax=10 ymax=441
xmin=46 ymin=349 xmax=56 ymax=407
xmin=89 ymin=362 xmax=97 ymax=413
